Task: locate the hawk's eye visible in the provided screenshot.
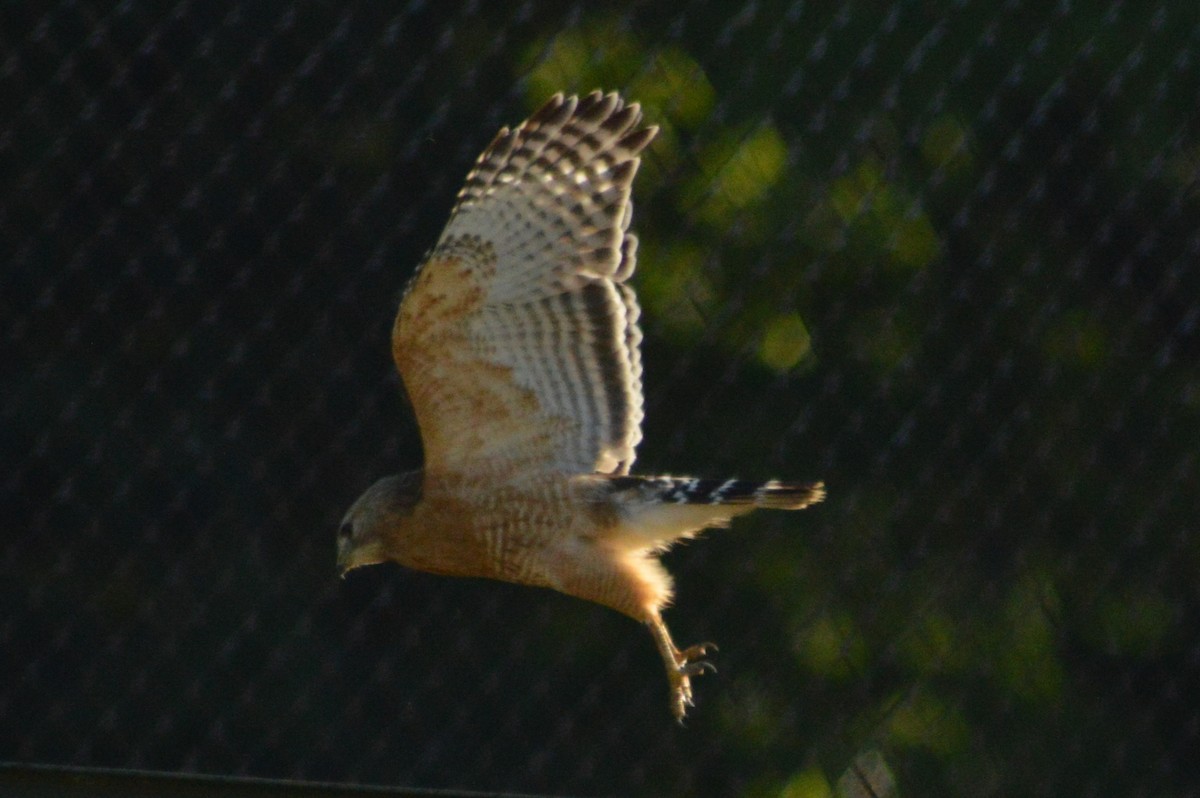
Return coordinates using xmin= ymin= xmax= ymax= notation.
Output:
xmin=338 ymin=522 xmax=353 ymax=541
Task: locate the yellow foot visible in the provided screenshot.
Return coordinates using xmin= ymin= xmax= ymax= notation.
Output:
xmin=666 ymin=641 xmax=718 ymax=722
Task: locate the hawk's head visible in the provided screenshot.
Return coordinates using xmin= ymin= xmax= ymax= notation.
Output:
xmin=337 ymin=469 xmax=423 ymax=577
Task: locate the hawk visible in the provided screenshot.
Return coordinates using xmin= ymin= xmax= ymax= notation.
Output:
xmin=338 ymin=91 xmax=825 ymax=721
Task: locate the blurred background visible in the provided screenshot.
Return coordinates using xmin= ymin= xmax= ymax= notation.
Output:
xmin=3 ymin=2 xmax=1198 ymax=796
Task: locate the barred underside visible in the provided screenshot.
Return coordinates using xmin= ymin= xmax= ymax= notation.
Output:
xmin=364 ymin=94 xmax=827 ymax=720
xmin=396 ymin=92 xmax=655 ymax=477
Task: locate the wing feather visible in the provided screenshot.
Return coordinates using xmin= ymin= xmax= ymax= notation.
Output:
xmin=393 ymin=92 xmax=656 ymax=477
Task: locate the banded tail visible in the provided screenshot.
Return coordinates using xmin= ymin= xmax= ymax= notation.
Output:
xmin=606 ymin=476 xmax=826 ymax=511
xmin=598 ymin=474 xmax=826 ymax=592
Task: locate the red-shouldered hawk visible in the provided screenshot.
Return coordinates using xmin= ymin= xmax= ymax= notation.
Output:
xmin=338 ymin=91 xmax=825 ymax=721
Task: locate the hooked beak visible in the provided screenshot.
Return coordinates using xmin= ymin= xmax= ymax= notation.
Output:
xmin=336 ymin=538 xmax=356 ymax=579
xmin=336 ymin=540 xmax=384 ymax=579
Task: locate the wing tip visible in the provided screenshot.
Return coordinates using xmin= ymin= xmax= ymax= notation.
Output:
xmin=529 ymin=89 xmax=658 ymax=152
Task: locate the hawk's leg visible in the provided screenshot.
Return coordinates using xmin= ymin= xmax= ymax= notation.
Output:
xmin=646 ymin=612 xmax=717 ymax=722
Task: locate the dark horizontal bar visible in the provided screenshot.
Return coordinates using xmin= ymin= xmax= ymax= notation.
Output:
xmin=0 ymin=763 xmax=561 ymax=798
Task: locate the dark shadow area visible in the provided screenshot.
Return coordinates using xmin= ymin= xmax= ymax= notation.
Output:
xmin=2 ymin=3 xmax=1197 ymax=795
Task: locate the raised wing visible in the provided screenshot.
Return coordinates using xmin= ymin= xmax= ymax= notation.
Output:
xmin=393 ymin=92 xmax=657 ymax=478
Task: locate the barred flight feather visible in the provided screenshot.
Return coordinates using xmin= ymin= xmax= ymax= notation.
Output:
xmin=394 ymin=92 xmax=655 ymax=476
xmin=349 ymin=92 xmax=827 ymax=723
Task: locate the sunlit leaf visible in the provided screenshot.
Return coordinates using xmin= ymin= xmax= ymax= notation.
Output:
xmin=685 ymin=125 xmax=789 ymax=228
xmin=886 ymin=689 xmax=971 ymax=755
xmin=995 ymin=574 xmax=1065 ymax=704
xmin=779 ymin=768 xmax=834 ymax=798
xmin=761 ymin=313 xmax=814 ymax=372
xmin=795 ymin=612 xmax=868 ymax=679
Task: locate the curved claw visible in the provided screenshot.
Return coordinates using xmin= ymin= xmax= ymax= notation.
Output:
xmin=681 ymin=660 xmax=717 ymax=678
xmin=646 ymin=617 xmax=722 ymax=721
xmin=666 ymin=640 xmax=719 ymax=722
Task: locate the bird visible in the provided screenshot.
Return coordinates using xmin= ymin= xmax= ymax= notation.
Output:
xmin=337 ymin=91 xmax=825 ymax=721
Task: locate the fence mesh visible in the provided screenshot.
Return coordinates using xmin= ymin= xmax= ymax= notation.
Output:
xmin=3 ymin=2 xmax=1199 ymax=796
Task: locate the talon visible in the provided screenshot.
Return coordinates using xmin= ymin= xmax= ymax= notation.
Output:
xmin=646 ymin=619 xmax=720 ymax=721
xmin=667 ymin=673 xmax=693 ymax=722
xmin=677 ymin=641 xmax=718 ymax=663
xmin=681 ymin=660 xmax=716 ymax=678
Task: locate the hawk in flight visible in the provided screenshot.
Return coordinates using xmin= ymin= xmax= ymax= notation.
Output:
xmin=338 ymin=91 xmax=824 ymax=720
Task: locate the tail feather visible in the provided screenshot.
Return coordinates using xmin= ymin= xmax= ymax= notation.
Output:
xmin=606 ymin=476 xmax=826 ymax=510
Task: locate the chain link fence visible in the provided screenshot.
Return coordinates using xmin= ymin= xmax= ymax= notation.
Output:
xmin=3 ymin=2 xmax=1198 ymax=795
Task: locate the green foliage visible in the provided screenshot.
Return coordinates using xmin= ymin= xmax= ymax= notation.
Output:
xmin=8 ymin=2 xmax=1196 ymax=796
xmin=777 ymin=768 xmax=833 ymax=798
xmin=512 ymin=6 xmax=1198 ymax=795
xmin=794 ymin=611 xmax=868 ymax=680
xmin=886 ymin=688 xmax=971 ymax=756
